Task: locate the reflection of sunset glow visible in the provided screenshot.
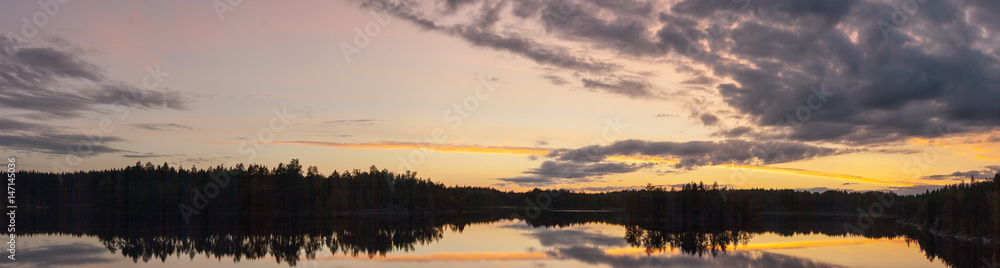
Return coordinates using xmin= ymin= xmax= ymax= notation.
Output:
xmin=310 ymin=252 xmax=549 ymax=262
xmin=733 ymin=238 xmax=879 ymax=250
xmin=208 ymin=141 xmax=551 ymax=155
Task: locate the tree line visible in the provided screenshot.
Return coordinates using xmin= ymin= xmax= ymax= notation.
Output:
xmin=18 ymin=159 xmax=1000 ymax=239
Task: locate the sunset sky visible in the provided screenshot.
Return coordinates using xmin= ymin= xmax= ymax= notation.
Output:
xmin=2 ymin=0 xmax=998 ymax=194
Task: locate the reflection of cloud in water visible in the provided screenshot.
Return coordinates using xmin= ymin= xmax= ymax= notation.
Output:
xmin=9 ymin=242 xmax=117 ymax=268
xmin=551 ymin=246 xmax=847 ymax=268
xmin=529 ymin=228 xmax=627 ymax=248
xmin=523 ymin=226 xmax=846 ymax=268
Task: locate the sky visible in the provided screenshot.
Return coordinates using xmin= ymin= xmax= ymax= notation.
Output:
xmin=1 ymin=0 xmax=998 ymax=194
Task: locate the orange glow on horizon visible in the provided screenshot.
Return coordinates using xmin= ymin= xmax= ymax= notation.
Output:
xmin=714 ymin=164 xmax=918 ymax=186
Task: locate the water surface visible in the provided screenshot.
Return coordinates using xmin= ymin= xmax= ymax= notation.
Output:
xmin=9 ymin=211 xmax=996 ymax=268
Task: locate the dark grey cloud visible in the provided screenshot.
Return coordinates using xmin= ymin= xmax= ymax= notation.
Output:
xmin=713 ymin=126 xmax=753 ymax=138
xmin=526 ymin=160 xmax=654 ymax=178
xmin=884 ymin=184 xmax=946 ymax=196
xmin=699 ymin=113 xmax=720 ymax=126
xmin=0 ymin=35 xmax=188 ymax=118
xmin=922 ymin=166 xmax=1000 ymax=181
xmin=129 ymin=123 xmax=194 ymax=131
xmin=0 ymin=133 xmax=128 ymax=156
xmin=581 ymin=76 xmax=653 ymax=98
xmin=497 ymin=161 xmax=652 ymax=187
xmin=549 ymin=244 xmax=846 ymax=268
xmin=682 ymin=75 xmax=717 ymax=85
xmin=359 ymin=0 xmax=1000 ymax=144
xmin=0 ymin=118 xmax=52 ymax=132
xmin=500 ymin=138 xmax=841 ymax=186
xmin=551 ymin=139 xmax=842 ymax=169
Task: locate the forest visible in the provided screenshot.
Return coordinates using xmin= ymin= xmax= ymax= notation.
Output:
xmin=17 ymin=159 xmax=1000 ymax=241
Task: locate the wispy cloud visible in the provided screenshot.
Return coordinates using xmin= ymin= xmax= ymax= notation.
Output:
xmin=208 ymin=140 xmax=551 ymax=155
xmin=921 ymin=165 xmax=1000 ymax=181
xmin=0 ymin=36 xmax=188 ymax=118
xmin=129 ymin=123 xmax=194 ymax=131
xmin=324 ymin=119 xmax=384 ymax=126
xmin=0 ymin=133 xmax=128 ymax=156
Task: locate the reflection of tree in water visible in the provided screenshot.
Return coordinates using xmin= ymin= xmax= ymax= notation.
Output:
xmin=624 ymin=225 xmax=753 ymax=256
xmin=107 ymin=218 xmax=487 ymax=266
xmin=22 ymin=209 xmax=998 ymax=267
xmin=97 ymin=219 xmax=453 ymax=266
xmin=22 ymin=209 xmax=499 ymax=267
xmin=901 ymin=227 xmax=1000 ymax=268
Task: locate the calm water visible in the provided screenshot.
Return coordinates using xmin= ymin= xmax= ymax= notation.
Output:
xmin=7 ymin=211 xmax=996 ymax=268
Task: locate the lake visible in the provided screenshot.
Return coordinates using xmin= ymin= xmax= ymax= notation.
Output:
xmin=7 ymin=210 xmax=997 ymax=268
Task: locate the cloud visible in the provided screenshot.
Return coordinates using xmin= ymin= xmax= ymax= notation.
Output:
xmin=0 ymin=35 xmax=188 ymax=118
xmin=549 ymin=245 xmax=847 ymax=268
xmin=129 ymin=123 xmax=194 ymax=131
xmin=498 ymin=138 xmax=853 ymax=187
xmin=581 ymin=76 xmax=654 ymax=98
xmin=0 ymin=133 xmax=128 ymax=156
xmin=211 ymin=140 xmax=550 ymax=155
xmin=921 ymin=166 xmax=1000 ymax=181
xmin=0 ymin=118 xmax=52 ymax=132
xmin=324 ymin=119 xmax=383 ymax=126
xmin=122 ymin=153 xmax=180 ymax=158
xmin=526 ymin=160 xmax=655 ymax=178
xmin=355 ymin=0 xmax=661 ymax=99
xmin=713 ymin=126 xmax=753 ymax=138
xmin=357 ymin=0 xmax=1000 ymax=144
xmin=498 ymin=160 xmax=654 ymax=187
xmin=883 ymin=184 xmax=946 ymax=195
xmin=699 ymin=113 xmax=720 ymax=126
xmin=550 ymin=139 xmax=842 ymax=169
